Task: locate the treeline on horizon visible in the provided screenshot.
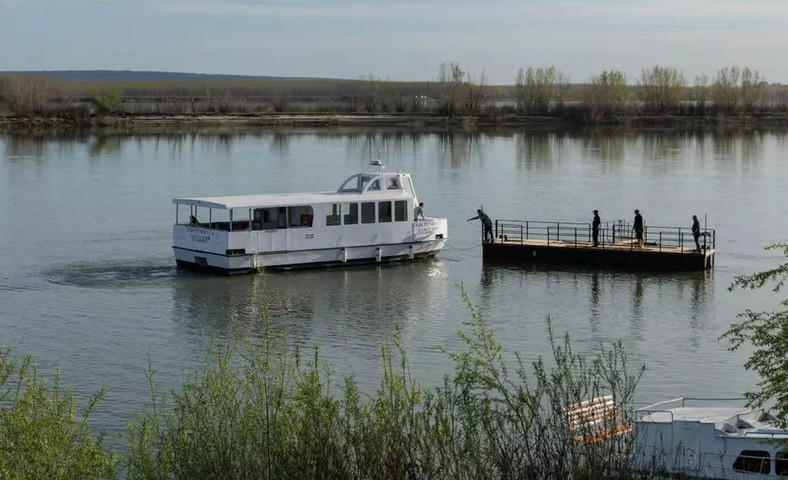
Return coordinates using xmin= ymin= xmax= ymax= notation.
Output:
xmin=1 ymin=63 xmax=787 ymax=120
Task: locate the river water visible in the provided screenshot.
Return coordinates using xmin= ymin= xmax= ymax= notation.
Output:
xmin=1 ymin=127 xmax=786 ymax=442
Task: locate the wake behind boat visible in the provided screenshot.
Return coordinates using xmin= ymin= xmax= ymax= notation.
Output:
xmin=171 ymin=161 xmax=448 ymax=273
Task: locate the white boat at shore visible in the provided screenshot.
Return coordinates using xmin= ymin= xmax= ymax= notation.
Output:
xmin=171 ymin=161 xmax=448 ymax=273
xmin=635 ymin=397 xmax=788 ymax=479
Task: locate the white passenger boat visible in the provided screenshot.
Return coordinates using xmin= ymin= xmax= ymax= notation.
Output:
xmin=171 ymin=161 xmax=448 ymax=273
xmin=635 ymin=397 xmax=788 ymax=479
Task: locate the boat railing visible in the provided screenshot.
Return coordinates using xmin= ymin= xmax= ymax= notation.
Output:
xmin=677 ymin=397 xmax=749 ymax=407
xmin=494 ymin=219 xmax=716 ymax=252
xmin=742 ymin=429 xmax=788 ymax=437
xmin=637 ymin=397 xmax=748 ymax=413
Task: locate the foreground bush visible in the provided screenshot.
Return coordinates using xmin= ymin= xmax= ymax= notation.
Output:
xmin=0 ymin=350 xmax=115 ymax=479
xmin=124 ymin=289 xmax=645 ymax=480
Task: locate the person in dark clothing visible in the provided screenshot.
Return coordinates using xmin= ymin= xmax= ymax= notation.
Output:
xmin=692 ymin=215 xmax=701 ymax=251
xmin=467 ymin=209 xmax=494 ymax=242
xmin=632 ymin=209 xmax=644 ymax=247
xmin=592 ymin=210 xmax=601 ymax=246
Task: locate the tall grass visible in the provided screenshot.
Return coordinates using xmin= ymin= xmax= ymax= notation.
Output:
xmin=0 ymin=288 xmax=651 ymax=478
xmin=0 ymin=349 xmax=115 ymax=479
xmin=124 ymin=288 xmax=646 ymax=479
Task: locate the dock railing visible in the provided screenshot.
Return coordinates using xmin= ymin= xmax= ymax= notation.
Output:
xmin=493 ymin=219 xmax=716 ymax=253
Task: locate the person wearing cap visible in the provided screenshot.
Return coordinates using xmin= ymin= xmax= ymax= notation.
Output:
xmin=592 ymin=210 xmax=601 ymax=246
xmin=632 ymin=209 xmax=644 ymax=247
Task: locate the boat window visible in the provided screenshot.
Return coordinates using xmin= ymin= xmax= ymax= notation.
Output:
xmin=378 ymin=201 xmax=392 ymax=222
xmin=204 ymin=208 xmax=231 ymax=231
xmin=366 ymin=178 xmax=381 ymax=191
xmin=361 ymin=202 xmax=376 ymax=224
xmin=733 ymin=450 xmax=770 ymax=474
xmin=394 ymin=200 xmax=408 ymax=222
xmin=288 ymin=205 xmax=314 ymax=228
xmin=338 ymin=174 xmax=360 ymax=192
xmin=344 ymin=203 xmax=358 ymax=225
xmin=182 ymin=205 xmax=199 ymax=226
xmin=253 ymin=207 xmax=287 ymax=230
xmin=776 ymin=452 xmax=788 ymax=476
xmin=387 ymin=176 xmax=401 ymax=190
xmin=229 ymin=208 xmax=251 ymax=232
xmin=326 ymin=203 xmax=341 ymax=226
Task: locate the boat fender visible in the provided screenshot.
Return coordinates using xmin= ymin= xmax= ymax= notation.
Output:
xmin=341 ymin=248 xmax=347 ymax=263
xmin=408 ymin=244 xmax=414 ymax=260
xmin=376 ymin=247 xmax=382 ymax=263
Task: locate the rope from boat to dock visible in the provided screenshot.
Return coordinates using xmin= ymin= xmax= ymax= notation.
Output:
xmin=444 ymin=242 xmax=483 ymax=251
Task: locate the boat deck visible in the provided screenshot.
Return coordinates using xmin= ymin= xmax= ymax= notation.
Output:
xmin=483 ymin=219 xmax=716 ymax=271
xmin=636 ymin=398 xmax=785 ymax=438
xmin=494 ymin=237 xmax=712 ymax=255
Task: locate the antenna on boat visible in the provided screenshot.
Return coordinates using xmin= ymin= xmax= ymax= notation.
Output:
xmin=369 ymin=157 xmax=384 ymax=173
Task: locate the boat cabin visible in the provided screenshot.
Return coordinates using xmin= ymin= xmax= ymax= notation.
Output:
xmin=170 ymin=165 xmax=448 ymax=272
xmin=173 ymin=171 xmax=415 ymax=234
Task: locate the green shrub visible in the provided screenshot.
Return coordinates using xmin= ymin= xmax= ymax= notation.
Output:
xmin=90 ymin=87 xmax=123 ymax=114
xmin=124 ymin=288 xmax=646 ymax=479
xmin=0 ymin=349 xmax=115 ymax=479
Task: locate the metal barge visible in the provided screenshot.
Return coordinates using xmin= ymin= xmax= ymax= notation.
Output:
xmin=482 ymin=219 xmax=715 ymax=271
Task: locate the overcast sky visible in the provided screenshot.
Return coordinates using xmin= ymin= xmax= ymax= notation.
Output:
xmin=1 ymin=0 xmax=786 ymax=84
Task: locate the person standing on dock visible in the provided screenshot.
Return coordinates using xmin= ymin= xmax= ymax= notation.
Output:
xmin=633 ymin=209 xmax=644 ymax=247
xmin=468 ymin=209 xmax=493 ymax=243
xmin=692 ymin=215 xmax=701 ymax=251
xmin=592 ymin=210 xmax=601 ymax=246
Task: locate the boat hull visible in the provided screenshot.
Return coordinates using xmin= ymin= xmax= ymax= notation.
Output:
xmin=173 ymin=240 xmax=447 ymax=274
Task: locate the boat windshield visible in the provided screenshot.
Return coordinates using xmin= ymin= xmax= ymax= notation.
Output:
xmin=338 ymin=174 xmax=380 ymax=192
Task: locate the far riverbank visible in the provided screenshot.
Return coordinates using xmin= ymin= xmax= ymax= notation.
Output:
xmin=4 ymin=112 xmax=788 ymax=133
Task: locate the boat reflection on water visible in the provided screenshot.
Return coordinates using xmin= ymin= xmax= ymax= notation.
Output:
xmin=170 ymin=260 xmax=451 ymax=375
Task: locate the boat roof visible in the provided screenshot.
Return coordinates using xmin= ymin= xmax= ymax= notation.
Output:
xmin=173 ymin=189 xmax=413 ymax=209
xmin=636 ymin=398 xmax=786 ymax=438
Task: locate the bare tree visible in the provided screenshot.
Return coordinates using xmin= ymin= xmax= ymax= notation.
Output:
xmin=582 ymin=70 xmax=628 ymax=116
xmin=693 ymin=74 xmax=710 ymax=114
xmin=740 ymin=67 xmax=766 ymax=112
xmin=553 ymin=71 xmax=571 ymax=111
xmin=637 ymin=65 xmax=687 ymax=113
xmin=436 ymin=62 xmax=465 ymax=116
xmin=393 ymin=90 xmax=408 ymax=113
xmin=360 ymin=74 xmax=380 ymax=113
xmin=712 ymin=67 xmax=740 ymax=112
xmin=465 ymin=71 xmax=490 ymax=112
xmin=515 ymin=66 xmax=559 ymax=114
xmin=1 ymin=75 xmax=52 ymax=117
xmin=271 ymin=90 xmax=291 ymax=113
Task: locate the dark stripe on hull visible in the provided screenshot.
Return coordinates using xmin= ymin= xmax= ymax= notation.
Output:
xmin=176 ymin=251 xmax=439 ymax=275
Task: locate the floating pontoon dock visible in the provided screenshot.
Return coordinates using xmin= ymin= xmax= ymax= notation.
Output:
xmin=482 ymin=219 xmax=715 ymax=271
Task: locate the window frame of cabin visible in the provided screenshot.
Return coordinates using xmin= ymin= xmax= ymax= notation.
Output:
xmin=733 ymin=450 xmax=771 ymax=474
xmin=288 ymin=205 xmax=314 ymax=228
xmin=361 ymin=202 xmax=376 ymax=224
xmin=378 ymin=201 xmax=393 ymax=223
xmin=343 ymin=203 xmax=358 ymax=225
xmin=394 ymin=200 xmax=408 ymax=222
xmin=776 ymin=451 xmax=788 ymax=476
xmin=326 ymin=203 xmax=342 ymax=226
